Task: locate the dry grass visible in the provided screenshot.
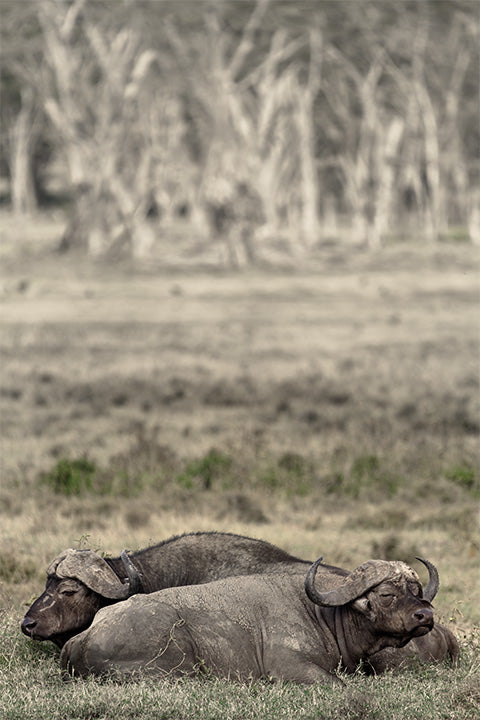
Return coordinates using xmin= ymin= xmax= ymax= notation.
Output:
xmin=1 ymin=612 xmax=479 ymax=720
xmin=0 ymin=211 xmax=479 ymax=716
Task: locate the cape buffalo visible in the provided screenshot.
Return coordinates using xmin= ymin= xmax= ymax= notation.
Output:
xmin=60 ymin=556 xmax=453 ymax=684
xmin=21 ymin=532 xmax=313 ymax=647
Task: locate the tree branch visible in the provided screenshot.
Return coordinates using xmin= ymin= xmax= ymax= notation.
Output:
xmin=227 ymin=0 xmax=270 ymax=79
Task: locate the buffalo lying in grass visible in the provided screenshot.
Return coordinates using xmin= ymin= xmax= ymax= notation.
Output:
xmin=21 ymin=532 xmax=312 ymax=647
xmin=60 ymin=556 xmax=457 ymax=684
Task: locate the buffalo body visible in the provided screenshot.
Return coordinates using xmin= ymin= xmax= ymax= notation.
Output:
xmin=61 ymin=557 xmax=453 ymax=684
xmin=21 ymin=532 xmax=312 ymax=647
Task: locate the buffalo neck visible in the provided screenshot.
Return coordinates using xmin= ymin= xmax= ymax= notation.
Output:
xmin=334 ymin=606 xmax=412 ymax=665
xmin=313 ymin=604 xmax=384 ymax=673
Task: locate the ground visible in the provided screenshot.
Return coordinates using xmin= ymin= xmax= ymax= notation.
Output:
xmin=0 ymin=211 xmax=479 ymax=719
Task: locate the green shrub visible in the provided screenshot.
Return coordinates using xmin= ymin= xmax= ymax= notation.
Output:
xmin=253 ymin=453 xmax=314 ymax=496
xmin=325 ymin=455 xmax=399 ymax=499
xmin=351 ymin=454 xmax=380 ymax=480
xmin=445 ymin=466 xmax=477 ymax=493
xmin=257 ymin=465 xmax=279 ymax=491
xmin=176 ymin=449 xmax=233 ymax=490
xmin=40 ymin=457 xmax=97 ymax=495
xmin=278 ymin=452 xmax=309 ymax=476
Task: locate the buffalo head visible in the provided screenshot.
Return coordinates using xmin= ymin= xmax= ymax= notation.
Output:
xmin=21 ymin=549 xmax=141 ymax=647
xmin=305 ymin=556 xmax=438 ymax=655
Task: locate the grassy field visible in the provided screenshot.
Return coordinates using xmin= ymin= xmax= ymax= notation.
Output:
xmin=0 ymin=212 xmax=479 ymax=718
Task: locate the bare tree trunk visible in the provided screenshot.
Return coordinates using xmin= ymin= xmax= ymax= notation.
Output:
xmin=296 ymin=89 xmax=319 ymax=247
xmin=38 ymin=0 xmax=166 ymax=257
xmin=296 ymin=25 xmax=322 ymax=247
xmin=440 ymin=22 xmax=472 ymax=228
xmin=373 ymin=117 xmax=404 ymax=245
xmin=468 ymin=189 xmax=480 ymax=246
xmin=414 ymin=80 xmax=444 ymax=242
xmin=9 ymin=87 xmax=38 ymax=215
xmin=324 ymin=47 xmax=386 ymax=248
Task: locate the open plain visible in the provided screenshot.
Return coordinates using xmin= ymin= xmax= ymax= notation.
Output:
xmin=0 ymin=213 xmax=479 ymax=719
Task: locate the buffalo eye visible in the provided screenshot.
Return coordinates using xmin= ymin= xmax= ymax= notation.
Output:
xmin=59 ymin=584 xmax=80 ymax=596
xmin=379 ymin=593 xmax=395 ymax=606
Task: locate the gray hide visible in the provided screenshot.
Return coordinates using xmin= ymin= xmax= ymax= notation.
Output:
xmin=21 ymin=532 xmax=313 ymax=647
xmin=60 ymin=557 xmax=454 ymax=685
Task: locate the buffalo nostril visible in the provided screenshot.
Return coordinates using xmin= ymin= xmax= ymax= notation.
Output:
xmin=413 ymin=608 xmax=433 ymax=624
xmin=21 ymin=617 xmax=37 ymax=636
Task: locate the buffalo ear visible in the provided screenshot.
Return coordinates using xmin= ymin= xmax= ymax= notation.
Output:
xmin=353 ymin=596 xmax=376 ymax=620
xmin=55 ymin=550 xmax=130 ymax=599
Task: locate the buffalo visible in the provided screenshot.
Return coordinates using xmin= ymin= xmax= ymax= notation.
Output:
xmin=366 ymin=622 xmax=459 ymax=673
xmin=21 ymin=532 xmax=312 ymax=647
xmin=60 ymin=556 xmax=456 ymax=684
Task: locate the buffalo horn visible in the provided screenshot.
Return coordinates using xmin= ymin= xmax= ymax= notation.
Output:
xmin=415 ymin=557 xmax=439 ymax=602
xmin=305 ymin=558 xmax=405 ymax=607
xmin=54 ymin=549 xmax=131 ymax=599
xmin=47 ymin=548 xmax=75 ymax=577
xmin=120 ymin=550 xmax=143 ymax=594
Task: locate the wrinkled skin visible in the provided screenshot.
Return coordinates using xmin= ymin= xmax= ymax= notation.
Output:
xmin=60 ymin=561 xmax=445 ymax=685
xmin=22 ymin=532 xmax=314 ymax=647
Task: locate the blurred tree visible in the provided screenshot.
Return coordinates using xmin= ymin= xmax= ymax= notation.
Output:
xmin=0 ymin=0 xmax=477 ymax=257
xmin=386 ymin=1 xmax=479 ymax=242
xmin=316 ymin=0 xmax=479 ymax=245
xmin=0 ymin=2 xmax=47 ymax=214
xmin=36 ymin=0 xmax=184 ymax=256
xmin=167 ymin=0 xmax=324 ymax=262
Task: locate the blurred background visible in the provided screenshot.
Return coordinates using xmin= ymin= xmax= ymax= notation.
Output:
xmin=1 ymin=0 xmax=479 ymax=261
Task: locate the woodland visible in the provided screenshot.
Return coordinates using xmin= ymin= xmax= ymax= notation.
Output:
xmin=1 ymin=0 xmax=479 ymax=266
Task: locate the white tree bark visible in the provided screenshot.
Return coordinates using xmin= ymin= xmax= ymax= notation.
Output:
xmin=9 ymin=87 xmax=38 ymax=215
xmin=372 ymin=117 xmax=405 ymax=247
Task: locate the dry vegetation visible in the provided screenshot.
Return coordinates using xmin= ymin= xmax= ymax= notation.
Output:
xmin=0 ymin=213 xmax=479 ymax=717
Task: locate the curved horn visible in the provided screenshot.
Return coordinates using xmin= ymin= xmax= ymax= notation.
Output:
xmin=305 ymin=557 xmax=328 ymax=604
xmin=305 ymin=558 xmax=401 ymax=607
xmin=54 ymin=550 xmax=131 ymax=599
xmin=415 ymin=557 xmax=439 ymax=602
xmin=120 ymin=550 xmax=143 ymax=594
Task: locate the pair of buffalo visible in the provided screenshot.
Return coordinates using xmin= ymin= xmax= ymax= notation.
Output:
xmin=21 ymin=531 xmax=459 ymax=684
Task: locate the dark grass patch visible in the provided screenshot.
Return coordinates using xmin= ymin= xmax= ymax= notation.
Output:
xmin=370 ymin=534 xmax=417 ymax=563
xmin=176 ymin=449 xmax=233 ymax=490
xmin=35 ymin=440 xmax=479 ymax=510
xmin=40 ymin=457 xmax=97 ymax=495
xmin=445 ymin=466 xmax=478 ymax=495
xmin=318 ymin=455 xmax=400 ymax=501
